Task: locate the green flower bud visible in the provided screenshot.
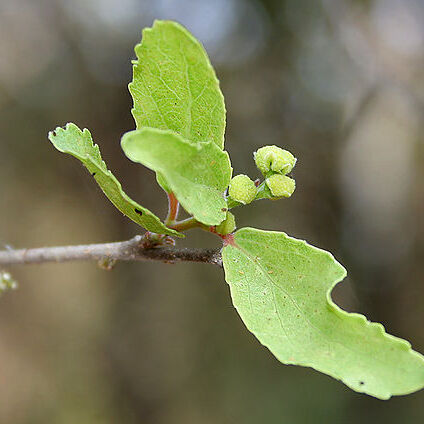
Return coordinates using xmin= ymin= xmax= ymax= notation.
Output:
xmin=215 ymin=212 xmax=236 ymax=235
xmin=254 ymin=145 xmax=296 ymax=176
xmin=228 ymin=174 xmax=257 ymax=205
xmin=265 ymin=174 xmax=296 ymax=199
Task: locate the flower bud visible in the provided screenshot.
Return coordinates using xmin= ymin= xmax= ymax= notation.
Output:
xmin=254 ymin=145 xmax=296 ymax=176
xmin=228 ymin=174 xmax=257 ymax=205
xmin=215 ymin=212 xmax=236 ymax=235
xmin=265 ymin=174 xmax=296 ymax=198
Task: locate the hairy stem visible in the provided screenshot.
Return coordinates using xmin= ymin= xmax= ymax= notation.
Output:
xmin=170 ymin=217 xmax=207 ymax=232
xmin=165 ymin=192 xmax=180 ymax=225
xmin=0 ymin=236 xmax=222 ymax=267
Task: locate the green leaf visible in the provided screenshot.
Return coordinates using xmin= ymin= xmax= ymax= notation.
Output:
xmin=48 ymin=123 xmax=182 ymax=237
xmin=222 ymin=227 xmax=424 ymax=399
xmin=121 ymin=128 xmax=232 ymax=226
xmin=130 ymin=20 xmax=226 ymax=148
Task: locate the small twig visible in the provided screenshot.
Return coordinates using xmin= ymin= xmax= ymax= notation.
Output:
xmin=0 ymin=236 xmax=223 ymax=267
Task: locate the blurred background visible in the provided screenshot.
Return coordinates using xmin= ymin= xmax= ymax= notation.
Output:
xmin=0 ymin=0 xmax=424 ymax=422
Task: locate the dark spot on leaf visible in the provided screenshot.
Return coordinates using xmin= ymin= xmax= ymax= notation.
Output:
xmin=221 ymin=207 xmax=228 ymax=212
xmin=359 ymin=381 xmax=364 ymax=386
xmin=91 ymin=172 xmax=96 ymax=177
xmin=52 ymin=131 xmax=57 ymax=136
xmin=134 ymin=208 xmax=143 ymax=215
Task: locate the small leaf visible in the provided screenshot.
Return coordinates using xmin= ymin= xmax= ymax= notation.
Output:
xmin=222 ymin=227 xmax=424 ymax=399
xmin=121 ymin=128 xmax=232 ymax=226
xmin=130 ymin=20 xmax=226 ymax=149
xmin=48 ymin=123 xmax=182 ymax=237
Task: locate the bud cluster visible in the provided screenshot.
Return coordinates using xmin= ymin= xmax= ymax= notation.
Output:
xmin=254 ymin=145 xmax=296 ymax=199
xmin=226 ymin=145 xmax=297 ymax=210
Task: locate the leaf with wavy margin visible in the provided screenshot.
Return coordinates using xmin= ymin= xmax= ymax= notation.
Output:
xmin=222 ymin=227 xmax=424 ymax=399
xmin=130 ymin=20 xmax=226 ymax=149
xmin=48 ymin=123 xmax=182 ymax=237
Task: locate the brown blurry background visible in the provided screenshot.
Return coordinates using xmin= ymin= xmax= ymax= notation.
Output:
xmin=1 ymin=0 xmax=424 ymax=422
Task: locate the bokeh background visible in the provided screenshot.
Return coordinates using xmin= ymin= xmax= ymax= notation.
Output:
xmin=1 ymin=0 xmax=424 ymax=422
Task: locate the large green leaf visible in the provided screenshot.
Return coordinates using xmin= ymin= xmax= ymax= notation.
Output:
xmin=130 ymin=20 xmax=226 ymax=148
xmin=48 ymin=123 xmax=182 ymax=237
xmin=222 ymin=227 xmax=424 ymax=399
xmin=121 ymin=128 xmax=232 ymax=226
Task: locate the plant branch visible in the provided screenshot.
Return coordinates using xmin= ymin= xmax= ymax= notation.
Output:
xmin=0 ymin=236 xmax=222 ymax=267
